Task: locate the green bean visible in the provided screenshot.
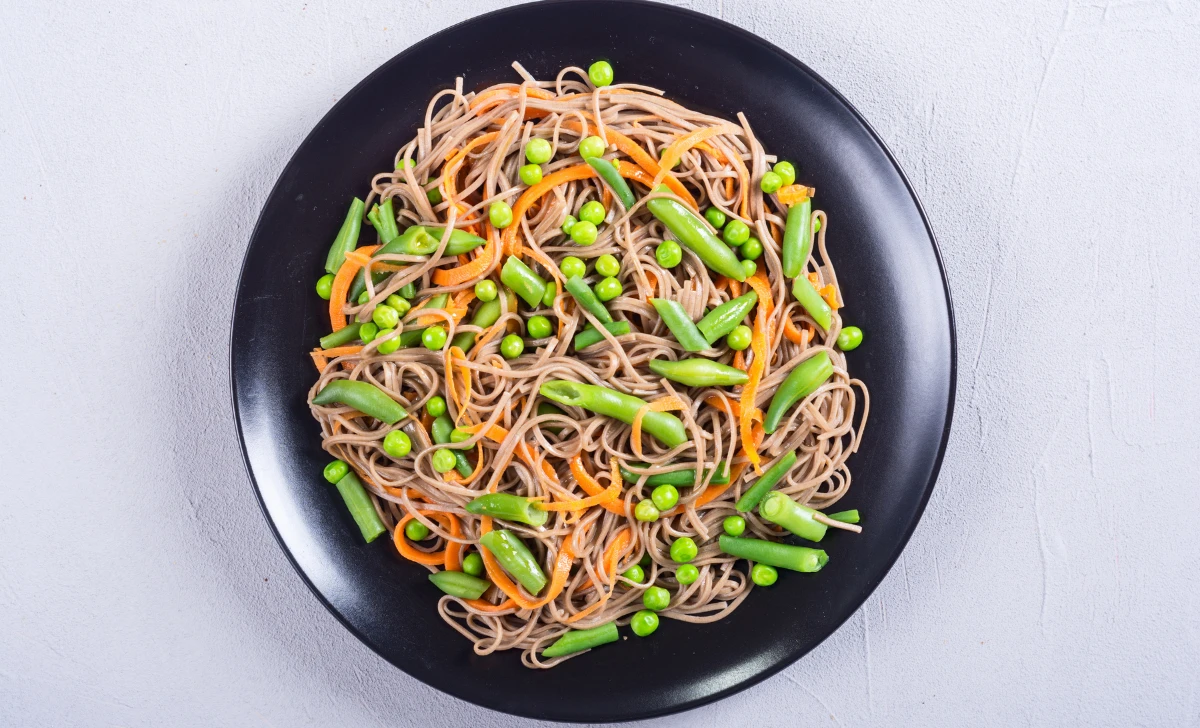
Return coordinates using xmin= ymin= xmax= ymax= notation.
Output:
xmin=734 ymin=450 xmax=797 ymax=512
xmin=465 ymin=493 xmax=549 ymax=527
xmin=585 ymin=156 xmax=636 ymax=208
xmin=649 ymin=299 xmax=710 ymax=352
xmin=349 ymin=226 xmax=486 ymax=301
xmin=479 ymin=529 xmax=547 ymax=594
xmin=620 ymin=461 xmax=730 ymax=487
xmin=573 ymin=321 xmax=631 ymax=350
xmin=696 ymin=291 xmax=758 ymax=344
xmin=541 ymin=621 xmax=619 ymax=658
xmin=781 ymin=197 xmax=812 ymax=278
xmin=539 ymin=380 xmax=687 ymax=448
xmin=431 ymin=414 xmax=473 ymax=477
xmin=330 ymin=471 xmax=387 ymax=542
xmin=564 ymin=276 xmax=613 ymax=324
xmin=759 ymin=491 xmax=827 ymax=543
xmin=718 ymin=535 xmax=828 ymax=573
xmin=763 ymin=352 xmax=834 ymax=433
xmin=646 ymin=186 xmax=746 ymax=281
xmin=367 ymin=197 xmax=401 ymax=243
xmin=648 ymin=358 xmax=748 ymax=387
xmin=450 ymin=289 xmax=516 ymax=351
xmin=501 ymin=256 xmax=548 ymax=307
xmin=828 ymin=509 xmax=860 ymax=524
xmin=311 ymin=379 xmax=407 ymax=424
xmin=319 ymin=322 xmax=363 ymax=350
xmin=399 ymin=282 xmax=416 ymax=299
xmin=791 ymin=276 xmax=833 ymax=332
xmin=324 ymin=198 xmax=365 ymax=275
xmin=428 ymin=570 xmax=491 ymax=600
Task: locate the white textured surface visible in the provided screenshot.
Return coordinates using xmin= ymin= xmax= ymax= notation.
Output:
xmin=2 ymin=0 xmax=1199 ymax=725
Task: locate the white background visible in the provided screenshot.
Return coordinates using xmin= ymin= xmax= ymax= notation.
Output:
xmin=2 ymin=1 xmax=1198 ymax=725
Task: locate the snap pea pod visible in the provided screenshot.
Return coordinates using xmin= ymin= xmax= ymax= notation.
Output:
xmin=319 ymin=322 xmax=362 ymax=350
xmin=330 ymin=471 xmax=387 ymax=543
xmin=646 ymin=186 xmax=746 ymax=281
xmin=311 ymin=379 xmax=408 ymax=424
xmin=324 ymin=197 xmax=365 ymax=274
xmin=573 ymin=321 xmax=632 ymax=350
xmin=781 ymin=196 xmax=813 ymax=278
xmin=828 ymin=509 xmax=860 ymax=524
xmin=734 ymin=450 xmax=798 ymax=512
xmin=585 ymin=156 xmax=636 ymax=208
xmin=465 ymin=493 xmax=549 ymax=527
xmin=398 ymin=293 xmax=450 ymax=347
xmin=431 ymin=415 xmax=473 ymax=477
xmin=349 ymin=226 xmax=487 ymax=301
xmin=763 ymin=352 xmax=834 ymax=434
xmin=620 ymin=461 xmax=730 ymax=487
xmin=759 ymin=491 xmax=827 ymax=543
xmin=366 ymin=197 xmax=400 ymax=243
xmin=791 ymin=276 xmax=833 ymax=332
xmin=564 ymin=276 xmax=614 ymax=324
xmin=479 ymin=529 xmax=547 ymax=594
xmin=539 ymin=380 xmax=687 ymax=448
xmin=718 ymin=535 xmax=828 ymax=573
xmin=541 ymin=621 xmax=619 ymax=658
xmin=696 ymin=291 xmax=758 ymax=344
xmin=449 ymin=289 xmax=515 ymax=351
xmin=428 ymin=570 xmax=491 ymax=599
xmin=501 ymin=256 xmax=548 ymax=307
xmin=648 ymin=358 xmax=748 ymax=387
xmin=650 ymin=299 xmax=709 ymax=352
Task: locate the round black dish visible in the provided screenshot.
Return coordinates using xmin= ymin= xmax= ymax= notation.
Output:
xmin=231 ymin=0 xmax=955 ymax=722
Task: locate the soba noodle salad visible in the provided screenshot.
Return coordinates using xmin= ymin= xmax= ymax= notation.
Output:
xmin=308 ymin=60 xmax=868 ymax=667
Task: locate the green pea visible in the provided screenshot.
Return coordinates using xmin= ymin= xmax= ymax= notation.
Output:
xmin=427 ymin=186 xmax=443 ymax=205
xmin=751 ymin=563 xmax=778 ymax=586
xmin=630 ymin=609 xmax=659 ymax=637
xmin=376 ymin=329 xmax=401 ymax=354
xmin=570 ymin=220 xmax=598 ymax=245
xmin=675 ymin=563 xmax=699 ymax=585
xmin=357 ymin=290 xmax=370 ymax=305
xmin=594 ymin=277 xmax=622 ymax=301
xmin=726 ymin=325 xmax=752 ymax=351
xmin=426 ymin=395 xmax=447 ymax=418
xmin=500 ymin=334 xmax=524 ymax=359
xmin=741 ymin=259 xmax=757 ymax=278
xmin=634 ymin=499 xmax=660 ymax=522
xmin=760 ymin=171 xmax=783 ymax=193
xmin=385 ymin=294 xmax=411 ymax=315
xmin=622 ymin=565 xmax=645 ymax=584
xmin=527 ymin=315 xmax=552 ymax=339
xmin=560 ymin=256 xmax=587 ymax=279
xmin=525 ymin=138 xmax=552 ymax=164
xmin=773 ymin=160 xmax=796 ymax=186
xmin=561 ymin=214 xmax=578 ymax=235
xmin=670 ymin=537 xmax=698 ymax=563
xmin=588 ymin=60 xmax=614 ymax=87
xmin=372 ymin=304 xmax=400 ymax=329
xmin=704 ymin=207 xmax=727 ymax=229
xmin=650 ymin=484 xmax=679 ymax=511
xmin=450 ymin=427 xmax=472 ymax=443
xmin=383 ymin=430 xmax=412 ymax=458
xmin=519 ymin=163 xmax=543 ymax=186
xmin=722 ymin=515 xmax=746 ymax=536
xmin=542 ymin=282 xmax=557 ymax=307
xmin=642 ymin=585 xmax=671 ymax=611
xmin=420 ymin=325 xmax=446 ymax=350
xmin=431 ymin=449 xmax=457 ymax=474
xmin=722 ymin=219 xmax=750 ymax=246
xmin=837 ymin=326 xmax=863 ymax=351
xmin=740 ymin=236 xmax=763 ymax=261
xmin=579 ymin=200 xmax=606 ymax=225
xmin=462 ymin=551 xmax=484 ymax=577
xmin=579 ymin=135 xmax=606 ymax=159
xmin=475 ymin=280 xmax=498 ymax=302
xmin=323 ymin=459 xmax=349 ymax=484
xmin=489 ymin=201 xmax=513 ymax=229
xmin=359 ymin=322 xmax=379 ymax=343
xmin=595 ymin=253 xmax=620 ymax=277
xmin=813 ymin=216 xmax=822 ymax=233
xmin=405 ymin=519 xmax=431 ymax=540
xmin=656 ymin=239 xmax=682 ymax=268
xmin=316 ymin=274 xmax=335 ymax=300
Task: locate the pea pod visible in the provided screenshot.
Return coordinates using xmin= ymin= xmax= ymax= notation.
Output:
xmin=450 ymin=288 xmax=517 ymax=351
xmin=620 ymin=461 xmax=730 ymax=487
xmin=696 ymin=291 xmax=758 ymax=344
xmin=311 ymin=379 xmax=408 ymax=424
xmin=319 ymin=322 xmax=363 ymax=350
xmin=431 ymin=414 xmax=473 ymax=478
xmin=367 ymin=197 xmax=400 ymax=243
xmin=791 ymin=276 xmax=833 ymax=332
xmin=718 ymin=534 xmax=828 ymax=573
xmin=479 ymin=529 xmax=547 ymax=594
xmin=428 ymin=570 xmax=491 ymax=600
xmin=646 ymin=186 xmax=746 ymax=281
xmin=763 ymin=352 xmax=834 ymax=434
xmin=564 ymin=276 xmax=613 ymax=324
xmin=574 ymin=321 xmax=631 ymax=350
xmin=539 ymin=380 xmax=688 ymax=448
xmin=649 ymin=299 xmax=710 ymax=352
xmin=781 ymin=196 xmax=812 ymax=278
xmin=324 ymin=197 xmax=365 ymax=274
xmin=648 ymin=358 xmax=748 ymax=387
xmin=585 ymin=156 xmax=636 ymax=208
xmin=329 ymin=471 xmax=387 ymax=543
xmin=828 ymin=509 xmax=860 ymax=524
xmin=349 ymin=226 xmax=487 ymax=301
xmin=541 ymin=622 xmax=619 ymax=658
xmin=466 ymin=493 xmax=549 ymax=527
xmin=759 ymin=491 xmax=827 ymax=543
xmin=734 ymin=450 xmax=797 ymax=512
xmin=501 ymin=256 xmax=549 ymax=307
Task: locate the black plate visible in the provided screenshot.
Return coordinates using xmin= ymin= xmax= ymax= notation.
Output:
xmin=231 ymin=0 xmax=955 ymax=722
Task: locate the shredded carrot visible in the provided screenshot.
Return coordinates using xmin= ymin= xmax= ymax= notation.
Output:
xmin=569 ymin=456 xmax=626 ymax=516
xmin=629 ymin=396 xmax=685 ymax=459
xmin=601 ymin=527 xmax=632 ymax=585
xmin=502 ymin=164 xmax=598 ymax=256
xmin=442 ymin=132 xmax=499 ymax=209
xmin=783 ymin=318 xmax=807 ymax=345
xmin=467 ymin=85 xmax=555 ymax=113
xmin=740 ymin=271 xmax=775 ymax=473
xmin=431 ymin=225 xmax=498 ymax=287
xmin=703 ymin=393 xmax=742 ymax=418
xmin=819 ymin=284 xmax=841 ymax=310
xmin=541 ymin=480 xmax=621 ymax=511
xmin=777 ymin=184 xmax=815 ymax=206
xmin=343 ymin=249 xmax=374 ymax=268
xmin=652 ymin=125 xmax=738 ymax=190
xmin=328 ymin=244 xmax=381 ymax=331
xmin=316 ymin=345 xmax=364 ymax=358
xmin=694 ymin=140 xmax=728 ymax=164
xmin=565 ymin=121 xmax=698 ymax=210
xmin=464 ymin=597 xmax=517 ymax=613
xmin=462 ymin=422 xmax=560 ymax=486
xmin=310 ymin=351 xmax=329 ymax=373
xmin=733 ymin=350 xmax=746 ymax=373
xmin=725 ymin=176 xmax=734 ymax=200
xmin=394 ymin=511 xmax=455 ymax=566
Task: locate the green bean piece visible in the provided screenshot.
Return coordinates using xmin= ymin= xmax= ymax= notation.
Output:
xmin=541 ymin=621 xmax=619 ymax=658
xmin=573 ymin=321 xmax=631 ymax=350
xmin=501 ymin=256 xmax=549 ymax=307
xmin=330 ymin=471 xmax=387 ymax=543
xmin=479 ymin=529 xmax=547 ymax=594
xmin=348 ymin=226 xmax=486 ymax=301
xmin=791 ymin=276 xmax=833 ymax=333
xmin=646 ymin=186 xmax=746 ymax=281
xmin=432 ymin=414 xmax=473 ymax=477
xmin=734 ymin=450 xmax=798 ymax=513
xmin=763 ymin=352 xmax=834 ymax=433
xmin=649 ymin=299 xmax=710 ymax=352
xmin=620 ymin=461 xmax=729 ymax=487
xmin=696 ymin=291 xmax=758 ymax=344
xmin=324 ymin=198 xmax=365 ymax=274
xmin=319 ymin=322 xmax=363 ymax=350
xmin=719 ymin=535 xmax=828 ymax=573
xmin=369 ymin=197 xmax=400 ymax=243
xmin=539 ymin=380 xmax=687 ymax=448
xmin=648 ymin=358 xmax=748 ymax=387
xmin=564 ymin=276 xmax=614 ymax=324
xmin=465 ymin=493 xmax=549 ymax=528
xmin=828 ymin=509 xmax=860 ymax=524
xmin=585 ymin=156 xmax=636 ymax=208
xmin=312 ymin=379 xmax=408 ymax=424
xmin=428 ymin=570 xmax=491 ymax=600
xmin=781 ymin=197 xmax=813 ymax=278
xmin=759 ymin=491 xmax=828 ymax=543
xmin=450 ymin=289 xmax=515 ymax=351
xmin=398 ymin=328 xmax=425 ymax=348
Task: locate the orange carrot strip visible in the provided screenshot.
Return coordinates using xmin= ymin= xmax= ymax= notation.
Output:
xmin=394 ymin=511 xmax=451 ymax=565
xmin=695 ymin=140 xmax=728 ymax=164
xmin=463 ymin=422 xmax=559 ymax=485
xmin=703 ymin=392 xmax=743 ymax=418
xmin=784 ymin=318 xmax=807 ymax=345
xmin=540 ymin=480 xmax=621 ymax=511
xmin=740 ymin=271 xmax=774 ymax=473
xmin=468 ymin=86 xmax=555 ymax=112
xmin=630 ymin=396 xmax=685 ymax=459
xmin=652 ymin=125 xmax=738 ymax=190
xmin=819 ymin=284 xmax=841 ymax=310
xmin=566 ymin=121 xmax=698 ymax=210
xmin=570 ymin=456 xmax=626 ymax=516
xmin=317 ymin=345 xmax=364 ymax=357
xmin=431 ymin=225 xmax=498 ymax=287
xmin=310 ymin=351 xmax=329 ymax=373
xmin=478 ymin=516 xmax=547 ymax=610
xmin=464 ymin=598 xmax=517 ymax=613
xmin=777 ymin=184 xmax=815 ymax=206
xmin=328 ymin=244 xmax=381 ymax=331
xmin=502 ymin=164 xmax=598 ymax=256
